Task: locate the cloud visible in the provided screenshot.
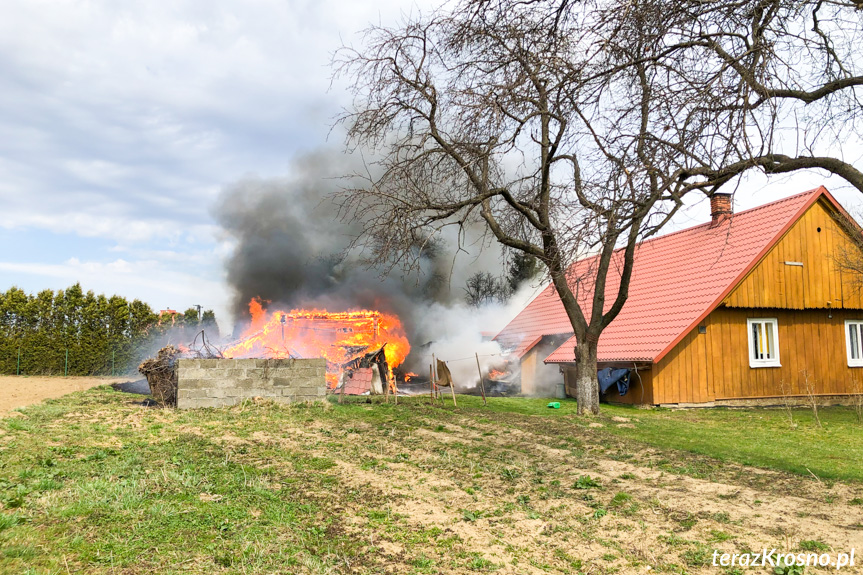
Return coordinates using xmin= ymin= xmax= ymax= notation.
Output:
xmin=0 ymin=256 xmax=222 ymax=296
xmin=0 ymin=255 xmax=231 ymax=329
xmin=0 ymin=0 xmax=433 ymax=322
xmin=0 ymin=0 xmax=426 ymax=244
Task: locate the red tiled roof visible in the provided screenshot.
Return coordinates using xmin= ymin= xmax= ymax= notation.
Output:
xmin=342 ymin=368 xmax=373 ymax=395
xmin=495 ymin=186 xmax=836 ymax=364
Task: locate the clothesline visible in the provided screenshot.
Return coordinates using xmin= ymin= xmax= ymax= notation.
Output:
xmin=434 ymin=353 xmax=501 ymax=363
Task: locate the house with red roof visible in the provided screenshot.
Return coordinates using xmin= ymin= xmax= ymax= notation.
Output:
xmin=494 ymin=186 xmax=863 ymax=405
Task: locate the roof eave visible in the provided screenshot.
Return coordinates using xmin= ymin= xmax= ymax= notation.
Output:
xmin=516 ymin=335 xmax=544 ymax=359
xmin=544 ymin=356 xmax=655 ymax=364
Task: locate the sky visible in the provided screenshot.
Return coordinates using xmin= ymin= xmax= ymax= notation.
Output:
xmin=1 ymin=0 xmax=861 ymax=334
xmin=0 ymin=0 xmax=425 ymax=330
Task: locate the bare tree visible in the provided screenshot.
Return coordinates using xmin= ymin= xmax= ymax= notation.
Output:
xmin=333 ymin=0 xmax=863 ymax=415
xmin=850 ymin=379 xmax=863 ymax=423
xmin=464 ymin=272 xmax=510 ymax=307
xmin=802 ymin=370 xmax=824 ymax=429
xmin=499 ymin=0 xmax=863 ymax=195
xmin=463 ymin=254 xmax=539 ymax=306
xmin=833 ymin=208 xmax=863 ymax=299
xmin=778 ymin=379 xmax=798 ymax=429
xmin=679 ymin=1 xmax=863 ymax=193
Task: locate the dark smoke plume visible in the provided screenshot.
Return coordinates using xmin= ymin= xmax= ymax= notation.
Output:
xmin=212 ymin=149 xmax=505 ymax=352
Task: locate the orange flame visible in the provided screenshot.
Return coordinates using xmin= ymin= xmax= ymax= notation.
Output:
xmin=248 ymin=297 xmax=269 ymax=332
xmin=223 ymin=299 xmax=411 ymax=388
xmin=488 ymin=369 xmax=508 ymax=380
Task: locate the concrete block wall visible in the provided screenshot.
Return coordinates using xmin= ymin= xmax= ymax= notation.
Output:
xmin=176 ymin=358 xmax=327 ymax=409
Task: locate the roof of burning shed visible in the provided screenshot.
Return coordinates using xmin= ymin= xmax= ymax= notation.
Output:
xmin=492 ymin=286 xmax=574 ymax=359
xmin=495 ymin=187 xmax=838 ymax=364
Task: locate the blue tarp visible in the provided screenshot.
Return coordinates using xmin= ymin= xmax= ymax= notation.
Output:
xmin=597 ymin=367 xmax=630 ymax=396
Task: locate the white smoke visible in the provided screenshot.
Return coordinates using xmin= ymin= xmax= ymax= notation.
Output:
xmin=414 ymin=281 xmax=546 ymax=389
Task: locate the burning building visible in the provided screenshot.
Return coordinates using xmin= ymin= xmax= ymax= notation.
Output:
xmin=208 ymin=171 xmax=522 ymax=398
xmin=222 ymin=297 xmax=410 ymax=393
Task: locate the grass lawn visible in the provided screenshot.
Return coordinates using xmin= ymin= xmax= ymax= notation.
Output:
xmin=597 ymin=402 xmax=863 ymax=482
xmin=0 ymin=387 xmax=861 ymax=574
xmin=464 ymin=396 xmax=863 ymax=482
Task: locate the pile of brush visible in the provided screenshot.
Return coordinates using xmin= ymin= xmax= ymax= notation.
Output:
xmin=138 ymin=345 xmax=182 ymax=407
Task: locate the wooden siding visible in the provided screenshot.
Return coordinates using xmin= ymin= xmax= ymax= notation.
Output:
xmin=621 ymin=367 xmax=654 ymax=404
xmin=520 ymin=347 xmax=538 ymax=394
xmin=724 ymin=199 xmax=863 ymax=309
xmin=652 ymin=306 xmax=863 ymax=404
xmin=520 ymin=336 xmax=566 ymax=395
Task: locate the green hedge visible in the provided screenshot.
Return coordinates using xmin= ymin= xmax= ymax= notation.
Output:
xmin=0 ymin=284 xmax=218 ymax=376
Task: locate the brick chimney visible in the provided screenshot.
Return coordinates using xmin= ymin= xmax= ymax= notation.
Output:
xmin=710 ymin=192 xmax=733 ymax=226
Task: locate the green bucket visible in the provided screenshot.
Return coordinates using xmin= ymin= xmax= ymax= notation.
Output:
xmin=547 ymin=402 xmax=561 ymax=409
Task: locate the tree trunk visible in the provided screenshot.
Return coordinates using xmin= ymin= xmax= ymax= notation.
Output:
xmin=573 ymin=341 xmax=600 ymax=415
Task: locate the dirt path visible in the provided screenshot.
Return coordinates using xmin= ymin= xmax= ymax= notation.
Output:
xmin=0 ymin=375 xmax=129 ymax=415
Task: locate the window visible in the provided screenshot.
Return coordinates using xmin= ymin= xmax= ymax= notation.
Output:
xmin=846 ymin=321 xmax=863 ymax=367
xmin=747 ymin=318 xmax=780 ymax=368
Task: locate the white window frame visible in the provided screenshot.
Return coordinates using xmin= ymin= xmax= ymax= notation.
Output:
xmin=746 ymin=318 xmax=781 ymax=368
xmin=845 ymin=320 xmax=863 ymax=367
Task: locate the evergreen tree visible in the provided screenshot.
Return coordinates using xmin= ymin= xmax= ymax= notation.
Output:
xmin=106 ymin=295 xmax=131 ymax=375
xmin=201 ymin=310 xmax=220 ymax=339
xmin=26 ymin=290 xmax=56 ymax=374
xmin=60 ymin=284 xmax=85 ymax=375
xmin=507 ymin=252 xmax=541 ymax=293
xmin=0 ymin=288 xmax=29 ymax=373
xmin=181 ymin=307 xmax=200 ymax=341
xmin=129 ymin=299 xmax=159 ymax=366
xmin=182 ymin=307 xmax=200 ymax=326
xmin=0 ymin=285 xmax=160 ymax=375
xmin=0 ymin=286 xmax=222 ymax=374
